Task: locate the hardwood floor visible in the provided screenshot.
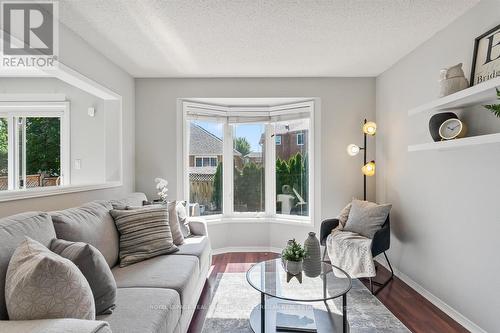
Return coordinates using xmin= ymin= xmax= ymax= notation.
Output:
xmin=188 ymin=252 xmax=469 ymax=333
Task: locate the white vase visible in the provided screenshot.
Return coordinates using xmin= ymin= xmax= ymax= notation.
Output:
xmin=285 ymin=260 xmax=303 ymax=275
xmin=439 ymin=63 xmax=469 ymax=97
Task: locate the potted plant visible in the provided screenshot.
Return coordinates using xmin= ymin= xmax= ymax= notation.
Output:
xmin=484 ymin=88 xmax=500 ymax=117
xmin=281 ymin=239 xmax=307 ymax=275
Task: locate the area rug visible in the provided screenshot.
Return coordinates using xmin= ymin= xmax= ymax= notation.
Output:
xmin=201 ymin=272 xmax=410 ymax=333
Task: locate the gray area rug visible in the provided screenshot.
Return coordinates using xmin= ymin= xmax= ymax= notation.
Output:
xmin=201 ymin=272 xmax=410 ymax=333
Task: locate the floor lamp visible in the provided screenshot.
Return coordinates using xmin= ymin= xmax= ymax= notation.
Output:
xmin=346 ymin=119 xmax=376 ymax=200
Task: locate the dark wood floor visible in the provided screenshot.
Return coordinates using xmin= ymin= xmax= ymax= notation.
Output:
xmin=188 ymin=252 xmax=469 ymax=333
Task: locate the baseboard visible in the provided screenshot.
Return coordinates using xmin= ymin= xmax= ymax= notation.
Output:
xmin=212 ymin=246 xmax=282 ymax=255
xmin=375 ymin=259 xmax=487 ymax=333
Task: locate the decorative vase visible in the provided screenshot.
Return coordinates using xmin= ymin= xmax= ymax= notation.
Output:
xmin=303 ymin=232 xmax=321 ymax=277
xmin=429 ymin=112 xmax=458 ymax=142
xmin=439 ymin=63 xmax=469 ymax=97
xmin=285 ymin=260 xmax=303 ymax=276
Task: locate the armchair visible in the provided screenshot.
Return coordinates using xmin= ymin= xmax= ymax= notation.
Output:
xmin=320 ymin=215 xmax=394 ymax=295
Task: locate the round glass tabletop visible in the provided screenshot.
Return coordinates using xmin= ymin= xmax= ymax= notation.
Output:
xmin=246 ymin=258 xmax=352 ymax=302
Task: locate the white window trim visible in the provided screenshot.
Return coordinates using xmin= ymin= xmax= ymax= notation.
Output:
xmin=0 ymin=101 xmax=70 ymax=191
xmin=194 ymin=156 xmax=218 ymax=167
xmin=296 ymin=132 xmax=304 ymax=146
xmin=180 ymin=100 xmax=316 ymax=225
xmin=275 ymin=135 xmax=282 ymax=145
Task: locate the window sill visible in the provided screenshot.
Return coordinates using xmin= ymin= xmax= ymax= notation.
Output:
xmin=0 ymin=182 xmax=122 ymax=203
xmin=199 ymin=215 xmax=313 ymax=226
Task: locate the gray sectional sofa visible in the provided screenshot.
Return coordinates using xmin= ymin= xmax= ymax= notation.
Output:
xmin=0 ymin=193 xmax=211 ymax=333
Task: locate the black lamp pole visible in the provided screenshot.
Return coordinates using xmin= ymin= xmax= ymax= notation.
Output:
xmin=363 ymin=119 xmax=367 ymax=201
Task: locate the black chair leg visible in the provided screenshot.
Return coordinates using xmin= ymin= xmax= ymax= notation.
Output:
xmin=370 ymin=252 xmax=394 ymax=295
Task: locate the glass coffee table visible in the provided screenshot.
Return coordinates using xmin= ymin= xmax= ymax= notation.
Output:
xmin=246 ymin=259 xmax=351 ymax=333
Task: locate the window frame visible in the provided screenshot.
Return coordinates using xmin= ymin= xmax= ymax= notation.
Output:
xmin=0 ymin=101 xmax=71 ymax=191
xmin=296 ymin=132 xmax=304 ymax=146
xmin=181 ymin=100 xmax=315 ymax=224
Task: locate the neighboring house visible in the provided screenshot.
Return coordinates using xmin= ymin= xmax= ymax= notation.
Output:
xmin=189 ymin=123 xmax=242 ymax=209
xmin=244 ymin=151 xmax=263 ymax=165
xmin=258 ymin=124 xmax=309 ymax=162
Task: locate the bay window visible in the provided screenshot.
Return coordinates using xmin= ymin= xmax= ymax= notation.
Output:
xmin=183 ymin=100 xmax=314 ymax=223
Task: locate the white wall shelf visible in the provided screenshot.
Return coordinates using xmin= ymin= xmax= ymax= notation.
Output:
xmin=408 ymin=133 xmax=500 ymax=152
xmin=408 ymin=77 xmax=500 ymax=116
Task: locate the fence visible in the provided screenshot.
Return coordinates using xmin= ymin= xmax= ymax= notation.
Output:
xmin=0 ymin=174 xmax=60 ymax=190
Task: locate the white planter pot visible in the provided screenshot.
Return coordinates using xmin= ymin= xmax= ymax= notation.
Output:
xmin=285 ymin=260 xmax=303 ymax=275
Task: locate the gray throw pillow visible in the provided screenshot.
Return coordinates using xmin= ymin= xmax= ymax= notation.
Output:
xmin=125 ymin=203 xmax=184 ymax=245
xmin=343 ymin=200 xmax=392 ymax=239
xmin=176 ymin=201 xmax=191 ymax=238
xmin=110 ymin=206 xmax=179 ymax=267
xmin=5 ymin=237 xmax=95 ymax=320
xmin=50 ymin=239 xmax=117 ymax=315
xmin=337 ymin=202 xmax=352 ymax=228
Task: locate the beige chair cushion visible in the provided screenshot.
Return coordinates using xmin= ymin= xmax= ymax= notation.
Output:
xmin=5 ymin=238 xmax=95 ymax=320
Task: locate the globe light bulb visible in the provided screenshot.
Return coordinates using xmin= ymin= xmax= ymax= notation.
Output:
xmin=362 ymin=161 xmax=376 ymax=177
xmin=346 ymin=144 xmax=360 ymax=156
xmin=363 ymin=121 xmax=377 ymax=136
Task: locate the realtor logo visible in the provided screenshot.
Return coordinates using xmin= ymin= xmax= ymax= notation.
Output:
xmin=1 ymin=1 xmax=58 ymax=68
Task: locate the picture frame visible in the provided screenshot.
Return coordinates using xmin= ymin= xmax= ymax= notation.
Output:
xmin=470 ymin=24 xmax=500 ymax=86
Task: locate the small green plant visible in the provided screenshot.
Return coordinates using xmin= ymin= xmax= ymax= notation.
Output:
xmin=282 ymin=239 xmax=307 ymax=262
xmin=484 ymin=88 xmax=500 ymax=118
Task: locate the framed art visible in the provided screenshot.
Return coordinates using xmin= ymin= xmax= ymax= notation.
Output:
xmin=470 ymin=24 xmax=500 ymax=86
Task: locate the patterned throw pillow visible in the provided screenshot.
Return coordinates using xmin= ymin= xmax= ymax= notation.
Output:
xmin=125 ymin=203 xmax=184 ymax=246
xmin=50 ymin=239 xmax=117 ymax=315
xmin=5 ymin=237 xmax=95 ymax=320
xmin=343 ymin=200 xmax=392 ymax=239
xmin=110 ymin=206 xmax=179 ymax=267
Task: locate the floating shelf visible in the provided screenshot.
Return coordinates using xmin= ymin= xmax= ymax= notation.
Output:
xmin=408 ymin=133 xmax=500 ymax=152
xmin=408 ymin=77 xmax=500 ymax=116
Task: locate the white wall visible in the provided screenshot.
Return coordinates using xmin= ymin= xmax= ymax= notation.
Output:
xmin=0 ymin=77 xmax=107 ymax=185
xmin=376 ymin=1 xmax=500 ymax=332
xmin=0 ymin=23 xmax=135 ymax=217
xmin=135 ymin=78 xmax=376 ymax=249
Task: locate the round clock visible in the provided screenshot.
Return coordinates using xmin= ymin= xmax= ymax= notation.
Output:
xmin=438 ymin=118 xmax=467 ymax=140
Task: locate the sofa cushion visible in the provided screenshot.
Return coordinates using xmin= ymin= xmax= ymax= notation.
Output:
xmin=5 ymin=238 xmax=95 ymax=321
xmin=97 ymin=288 xmax=181 ymax=333
xmin=0 ymin=212 xmax=56 ymax=320
xmin=112 ymin=255 xmax=200 ymax=308
xmin=50 ymin=239 xmax=117 ymax=315
xmin=174 ymin=236 xmax=211 ymax=271
xmin=50 ymin=201 xmax=119 ymax=268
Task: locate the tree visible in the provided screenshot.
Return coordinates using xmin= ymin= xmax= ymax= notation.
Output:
xmin=0 ymin=119 xmax=7 ymax=176
xmin=234 ymin=137 xmax=251 ymax=156
xmin=25 ymin=117 xmax=60 ymax=175
xmin=212 ymin=162 xmax=223 ymax=211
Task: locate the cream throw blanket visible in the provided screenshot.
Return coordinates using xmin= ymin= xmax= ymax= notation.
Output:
xmin=326 ymin=229 xmax=376 ymax=278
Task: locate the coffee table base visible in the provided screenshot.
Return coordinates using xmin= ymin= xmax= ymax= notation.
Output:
xmin=249 ymin=298 xmax=349 ymax=333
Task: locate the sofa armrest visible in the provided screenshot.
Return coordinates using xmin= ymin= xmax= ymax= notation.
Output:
xmin=188 ymin=217 xmax=208 ymax=236
xmin=0 ymin=319 xmax=111 ymax=333
xmin=320 ymin=218 xmax=340 ymax=246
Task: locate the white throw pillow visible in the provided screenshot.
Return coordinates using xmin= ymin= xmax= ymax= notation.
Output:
xmin=5 ymin=237 xmax=95 ymax=320
xmin=343 ymin=200 xmax=392 ymax=239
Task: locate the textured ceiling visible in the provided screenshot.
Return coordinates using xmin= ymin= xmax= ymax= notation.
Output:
xmin=58 ymin=0 xmax=479 ymax=78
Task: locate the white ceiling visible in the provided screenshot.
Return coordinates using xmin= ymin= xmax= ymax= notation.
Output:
xmin=59 ymin=0 xmax=479 ymax=78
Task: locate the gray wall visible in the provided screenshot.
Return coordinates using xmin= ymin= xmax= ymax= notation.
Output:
xmin=376 ymin=1 xmax=500 ymax=332
xmin=135 ymin=78 xmax=376 ymax=248
xmin=0 ymin=23 xmax=135 ymax=217
xmin=0 ymin=78 xmax=107 ymax=185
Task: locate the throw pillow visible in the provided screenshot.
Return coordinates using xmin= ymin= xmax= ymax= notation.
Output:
xmin=50 ymin=239 xmax=117 ymax=315
xmin=5 ymin=237 xmax=95 ymax=320
xmin=337 ymin=202 xmax=352 ymax=228
xmin=125 ymin=203 xmax=184 ymax=245
xmin=110 ymin=206 xmax=179 ymax=267
xmin=343 ymin=199 xmax=392 ymax=239
xmin=176 ymin=201 xmax=191 ymax=238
